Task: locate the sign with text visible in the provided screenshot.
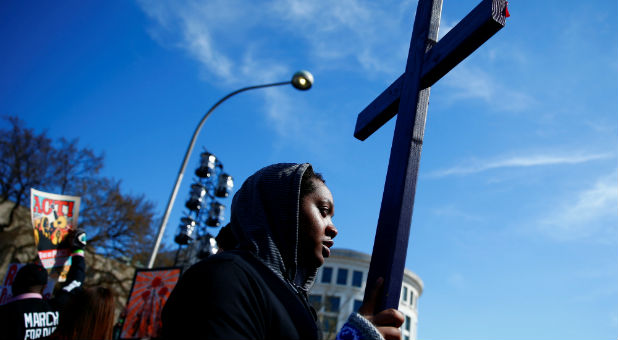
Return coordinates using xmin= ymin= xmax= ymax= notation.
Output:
xmin=30 ymin=188 xmax=81 ymax=281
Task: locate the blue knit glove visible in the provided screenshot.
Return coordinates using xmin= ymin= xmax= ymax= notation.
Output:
xmin=336 ymin=313 xmax=384 ymax=340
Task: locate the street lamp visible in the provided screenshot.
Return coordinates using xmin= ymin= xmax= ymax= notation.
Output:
xmin=291 ymin=70 xmax=313 ymax=90
xmin=147 ymin=70 xmax=314 ymax=268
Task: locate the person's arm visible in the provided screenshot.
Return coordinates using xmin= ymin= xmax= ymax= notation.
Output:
xmin=52 ymin=230 xmax=87 ymax=308
xmin=61 ymin=251 xmax=85 ymax=293
xmin=62 ymin=229 xmax=86 ymax=291
xmin=337 ymin=278 xmax=404 ymax=340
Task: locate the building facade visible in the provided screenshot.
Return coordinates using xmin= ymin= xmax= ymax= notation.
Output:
xmin=309 ymin=249 xmax=423 ymax=340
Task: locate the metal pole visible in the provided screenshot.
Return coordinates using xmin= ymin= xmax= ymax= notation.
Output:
xmin=147 ymin=81 xmax=292 ymax=268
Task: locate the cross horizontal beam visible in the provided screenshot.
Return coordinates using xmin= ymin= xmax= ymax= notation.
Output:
xmin=354 ymin=0 xmax=506 ymax=141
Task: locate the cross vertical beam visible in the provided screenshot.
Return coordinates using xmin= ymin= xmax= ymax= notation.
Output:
xmin=359 ymin=0 xmax=507 ymax=313
xmin=362 ymin=0 xmax=443 ymax=312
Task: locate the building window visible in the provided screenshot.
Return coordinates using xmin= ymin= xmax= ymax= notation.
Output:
xmin=336 ymin=268 xmax=348 ymax=285
xmin=322 ymin=316 xmax=339 ymax=334
xmin=403 ymin=286 xmax=408 ymax=302
xmin=353 ymin=299 xmax=363 ymax=312
xmin=324 ymin=296 xmax=341 ymax=312
xmin=405 ymin=315 xmax=411 ymax=332
xmin=410 ymin=291 xmax=414 ymax=306
xmin=352 ymin=270 xmax=363 ymax=287
xmin=308 ymin=294 xmax=322 ymax=310
xmin=322 ymin=267 xmax=333 ymax=283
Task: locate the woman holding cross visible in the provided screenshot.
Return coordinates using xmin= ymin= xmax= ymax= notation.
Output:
xmin=162 ymin=163 xmax=403 ymax=340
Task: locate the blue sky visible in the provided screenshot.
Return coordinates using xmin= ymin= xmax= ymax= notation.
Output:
xmin=1 ymin=1 xmax=616 ymax=339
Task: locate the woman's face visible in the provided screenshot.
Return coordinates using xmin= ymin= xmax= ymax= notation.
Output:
xmin=299 ymin=179 xmax=338 ymax=268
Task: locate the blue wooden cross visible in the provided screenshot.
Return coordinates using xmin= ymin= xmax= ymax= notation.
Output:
xmin=357 ymin=0 xmax=508 ymax=312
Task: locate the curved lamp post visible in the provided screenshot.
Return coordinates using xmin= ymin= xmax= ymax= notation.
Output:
xmin=147 ymin=70 xmax=314 ymax=268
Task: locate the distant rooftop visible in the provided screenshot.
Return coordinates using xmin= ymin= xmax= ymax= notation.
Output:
xmin=328 ymin=248 xmax=424 ymax=294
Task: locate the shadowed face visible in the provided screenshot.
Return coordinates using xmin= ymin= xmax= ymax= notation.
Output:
xmin=299 ymin=179 xmax=338 ymax=268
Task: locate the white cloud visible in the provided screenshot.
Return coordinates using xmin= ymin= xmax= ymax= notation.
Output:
xmin=431 ymin=205 xmax=483 ymax=222
xmin=440 ymin=65 xmax=535 ymax=111
xmin=136 ymin=0 xmax=525 ymax=94
xmin=428 ymin=152 xmax=613 ymax=178
xmin=136 ymin=0 xmax=523 ymax=140
xmin=138 ymin=0 xmax=417 ymax=83
xmin=135 ymin=0 xmax=421 ymax=143
xmin=180 ymin=17 xmax=234 ymax=80
xmin=536 ymin=172 xmax=617 ymax=243
xmin=268 ymin=0 xmax=414 ymax=75
xmin=262 ymin=88 xmax=301 ymax=139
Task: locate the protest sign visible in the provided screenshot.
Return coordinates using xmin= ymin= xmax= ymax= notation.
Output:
xmin=30 ymin=188 xmax=81 ymax=281
xmin=120 ymin=267 xmax=181 ymax=339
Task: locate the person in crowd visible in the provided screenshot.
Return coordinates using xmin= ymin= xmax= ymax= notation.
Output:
xmin=47 ymin=286 xmax=116 ymax=340
xmin=0 ymin=230 xmax=87 ymax=340
xmin=162 ymin=163 xmax=403 ymax=340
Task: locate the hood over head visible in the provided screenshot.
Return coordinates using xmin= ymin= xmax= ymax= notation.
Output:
xmin=229 ymin=163 xmax=317 ymax=292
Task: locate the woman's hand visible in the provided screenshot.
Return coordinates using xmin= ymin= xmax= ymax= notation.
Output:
xmin=358 ymin=278 xmax=405 ymax=340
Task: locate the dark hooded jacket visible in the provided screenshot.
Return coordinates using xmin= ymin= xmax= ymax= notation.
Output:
xmin=162 ymin=163 xmax=322 ymax=340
